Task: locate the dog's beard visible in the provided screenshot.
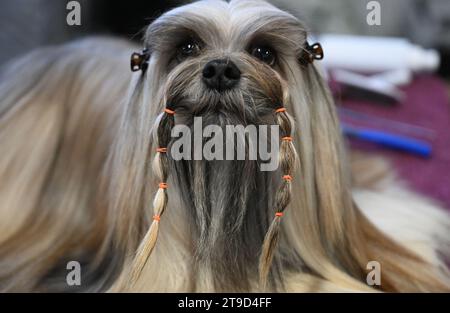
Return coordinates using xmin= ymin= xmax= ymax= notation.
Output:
xmin=167 ymin=84 xmax=282 ymax=291
xmin=158 ymin=53 xmax=286 ymax=290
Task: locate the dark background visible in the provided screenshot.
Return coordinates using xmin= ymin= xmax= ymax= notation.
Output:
xmin=1 ymin=0 xmax=450 ymax=76
xmin=0 ymin=0 xmax=186 ymax=66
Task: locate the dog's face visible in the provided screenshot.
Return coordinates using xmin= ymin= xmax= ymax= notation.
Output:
xmin=146 ymin=0 xmax=307 ymax=121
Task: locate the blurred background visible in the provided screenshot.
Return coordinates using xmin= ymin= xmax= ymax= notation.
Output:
xmin=1 ymin=0 xmax=450 ymax=75
xmin=0 ymin=0 xmax=449 ymax=207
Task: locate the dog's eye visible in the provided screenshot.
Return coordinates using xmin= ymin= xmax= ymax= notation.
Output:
xmin=177 ymin=41 xmax=200 ymax=61
xmin=251 ymin=46 xmax=276 ymax=66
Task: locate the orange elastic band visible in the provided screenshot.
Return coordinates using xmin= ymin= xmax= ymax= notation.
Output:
xmin=156 ymin=147 xmax=168 ymax=153
xmin=282 ymin=137 xmax=293 ymax=142
xmin=159 ymin=183 xmax=168 ymax=189
xmin=283 ymin=175 xmax=293 ymax=182
xmin=164 ymin=108 xmax=175 ymax=115
xmin=275 ymin=212 xmax=284 ymax=217
xmin=275 ymin=108 xmax=286 ymax=113
xmin=153 ymin=215 xmax=161 ymax=222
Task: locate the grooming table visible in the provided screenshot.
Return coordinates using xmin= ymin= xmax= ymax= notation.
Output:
xmin=340 ymin=75 xmax=450 ymax=210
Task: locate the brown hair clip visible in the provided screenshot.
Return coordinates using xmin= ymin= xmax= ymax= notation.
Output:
xmin=299 ymin=41 xmax=324 ymax=66
xmin=131 ymin=48 xmax=150 ymax=72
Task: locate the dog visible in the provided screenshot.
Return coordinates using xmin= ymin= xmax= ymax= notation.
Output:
xmin=0 ymin=0 xmax=449 ymax=292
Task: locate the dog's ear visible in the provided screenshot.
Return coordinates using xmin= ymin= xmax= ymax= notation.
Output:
xmin=298 ymin=41 xmax=324 ymax=66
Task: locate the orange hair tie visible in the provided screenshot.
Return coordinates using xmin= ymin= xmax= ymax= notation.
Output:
xmin=275 ymin=108 xmax=286 ymax=113
xmin=282 ymin=137 xmax=293 ymax=142
xmin=283 ymin=175 xmax=293 ymax=182
xmin=153 ymin=215 xmax=161 ymax=222
xmin=156 ymin=147 xmax=168 ymax=153
xmin=275 ymin=212 xmax=284 ymax=218
xmin=164 ymin=108 xmax=175 ymax=115
xmin=159 ymin=183 xmax=168 ymax=189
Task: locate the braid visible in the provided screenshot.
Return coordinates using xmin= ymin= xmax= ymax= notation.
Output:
xmin=129 ymin=104 xmax=176 ymax=284
xmin=258 ymin=105 xmax=298 ymax=290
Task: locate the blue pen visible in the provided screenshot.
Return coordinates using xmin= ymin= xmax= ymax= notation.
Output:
xmin=342 ymin=125 xmax=432 ymax=158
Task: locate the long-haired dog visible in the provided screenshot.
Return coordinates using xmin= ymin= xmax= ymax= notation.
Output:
xmin=0 ymin=0 xmax=449 ymax=292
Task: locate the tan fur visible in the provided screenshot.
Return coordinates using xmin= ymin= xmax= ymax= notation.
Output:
xmin=0 ymin=37 xmax=136 ymax=291
xmin=0 ymin=0 xmax=449 ymax=292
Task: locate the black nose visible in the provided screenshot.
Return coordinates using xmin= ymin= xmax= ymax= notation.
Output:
xmin=202 ymin=59 xmax=241 ymax=91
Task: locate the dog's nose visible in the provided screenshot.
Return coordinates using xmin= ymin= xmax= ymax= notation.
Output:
xmin=202 ymin=59 xmax=241 ymax=91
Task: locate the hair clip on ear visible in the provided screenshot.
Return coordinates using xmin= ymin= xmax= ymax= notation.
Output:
xmin=300 ymin=41 xmax=324 ymax=65
xmin=131 ymin=48 xmax=150 ymax=72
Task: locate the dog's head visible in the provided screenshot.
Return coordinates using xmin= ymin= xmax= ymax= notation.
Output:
xmin=145 ymin=0 xmax=307 ymax=117
xmin=115 ymin=0 xmax=346 ymax=292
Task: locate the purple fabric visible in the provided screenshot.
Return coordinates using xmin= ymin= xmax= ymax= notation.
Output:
xmin=337 ymin=75 xmax=450 ymax=210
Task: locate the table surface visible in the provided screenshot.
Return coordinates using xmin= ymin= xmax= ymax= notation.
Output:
xmin=340 ymin=75 xmax=450 ymax=210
